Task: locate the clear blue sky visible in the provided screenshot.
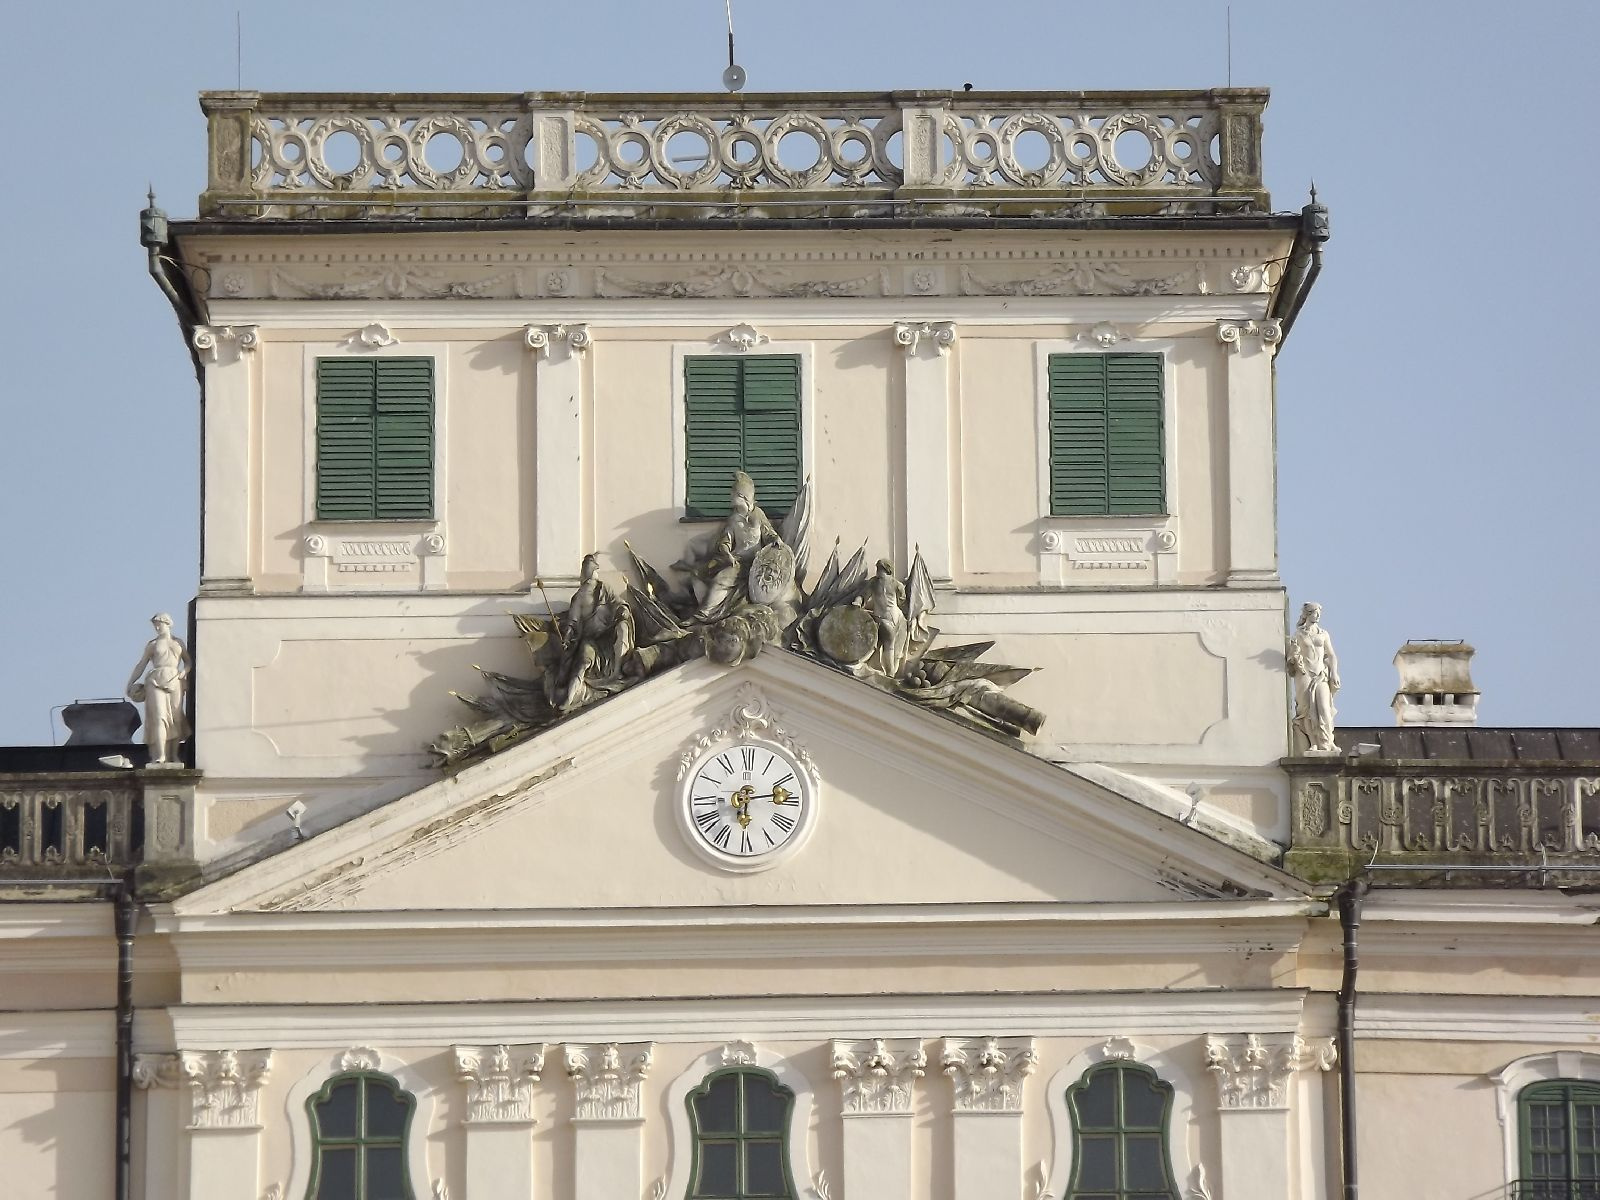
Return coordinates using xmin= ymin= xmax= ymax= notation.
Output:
xmin=2 ymin=0 xmax=1596 ymax=743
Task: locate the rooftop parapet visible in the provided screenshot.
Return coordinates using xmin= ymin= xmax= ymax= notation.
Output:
xmin=199 ymin=88 xmax=1269 ymax=221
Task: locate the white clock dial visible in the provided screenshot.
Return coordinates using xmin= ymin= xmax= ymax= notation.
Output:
xmin=680 ymin=739 xmax=815 ymax=872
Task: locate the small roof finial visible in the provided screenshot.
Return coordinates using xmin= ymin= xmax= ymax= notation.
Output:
xmin=1309 ymin=179 xmax=1318 ymax=204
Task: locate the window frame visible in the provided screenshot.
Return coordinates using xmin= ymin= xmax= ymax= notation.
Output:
xmin=1043 ymin=1042 xmax=1198 ymax=1200
xmin=1064 ymin=1061 xmax=1180 ymax=1199
xmin=1031 ymin=337 xmax=1180 ymax=586
xmin=286 ymin=1048 xmax=434 ymax=1200
xmin=686 ymin=1066 xmax=798 ymax=1199
xmin=664 ymin=1044 xmax=815 ymax=1200
xmin=305 ymin=1070 xmax=417 ymax=1200
xmin=671 ymin=341 xmax=815 ymax=525
xmin=1496 ymin=1055 xmax=1600 ymax=1197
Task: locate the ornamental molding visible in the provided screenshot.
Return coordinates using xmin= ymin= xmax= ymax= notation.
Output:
xmin=339 ymin=1046 xmax=382 ymax=1072
xmin=716 ymin=323 xmax=770 ymax=352
xmin=831 ymin=1038 xmax=927 ymax=1114
xmin=454 ymin=1043 xmax=545 ymax=1124
xmin=132 ymin=1052 xmax=182 ymax=1089
xmin=180 ymin=1049 xmax=272 ymax=1129
xmin=204 ymin=246 xmax=1276 ymax=302
xmin=675 ymin=685 xmax=820 ymax=786
xmin=1216 ymin=318 xmax=1282 ymax=352
xmin=345 ymin=322 xmax=398 ymax=349
xmin=564 ymin=1042 xmax=654 ymax=1121
xmin=721 ymin=1040 xmax=759 ymax=1067
xmin=940 ymin=1036 xmax=1038 ymax=1113
xmin=1204 ymin=1034 xmax=1336 ymax=1110
xmin=191 ymin=324 xmax=259 ymax=362
xmin=525 ymin=323 xmax=592 ymax=355
xmin=893 ymin=320 xmax=957 ymax=355
xmin=1098 ymin=1036 xmax=1138 ymax=1061
xmin=1077 ymin=321 xmax=1130 ymax=348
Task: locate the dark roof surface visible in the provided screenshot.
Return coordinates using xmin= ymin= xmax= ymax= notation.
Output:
xmin=1335 ymin=727 xmax=1600 ymax=762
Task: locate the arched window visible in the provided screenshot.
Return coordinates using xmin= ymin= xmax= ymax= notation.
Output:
xmin=306 ymin=1071 xmax=416 ymax=1200
xmin=1518 ymin=1080 xmax=1600 ymax=1198
xmin=686 ymin=1067 xmax=796 ymax=1198
xmin=1065 ymin=1061 xmax=1179 ymax=1200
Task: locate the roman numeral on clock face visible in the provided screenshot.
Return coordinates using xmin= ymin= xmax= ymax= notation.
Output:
xmin=741 ymin=747 xmax=756 ymax=771
xmin=771 ymin=811 xmax=795 ymax=833
xmin=713 ymin=824 xmax=732 ymax=848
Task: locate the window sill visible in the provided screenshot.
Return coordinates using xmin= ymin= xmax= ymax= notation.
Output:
xmin=1037 ymin=515 xmax=1177 ymax=584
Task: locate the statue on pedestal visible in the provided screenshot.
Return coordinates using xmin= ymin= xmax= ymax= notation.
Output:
xmin=1288 ymin=602 xmax=1341 ymax=755
xmin=125 ymin=613 xmax=191 ymax=767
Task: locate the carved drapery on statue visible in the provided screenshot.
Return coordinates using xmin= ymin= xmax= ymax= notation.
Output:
xmin=432 ymin=472 xmax=1044 ymax=766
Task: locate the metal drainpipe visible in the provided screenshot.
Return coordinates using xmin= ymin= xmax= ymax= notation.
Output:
xmin=1270 ymin=192 xmax=1330 ymax=339
xmin=1336 ymin=879 xmax=1369 ymax=1200
xmin=115 ymin=875 xmax=136 ymax=1200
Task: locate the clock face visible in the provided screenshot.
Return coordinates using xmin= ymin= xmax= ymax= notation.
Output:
xmin=680 ymin=739 xmax=815 ymax=872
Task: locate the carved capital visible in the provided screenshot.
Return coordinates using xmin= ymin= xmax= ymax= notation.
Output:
xmin=179 ymin=1049 xmax=272 ymax=1129
xmin=191 ymin=324 xmax=259 ymax=363
xmin=716 ymin=323 xmax=770 ymax=352
xmin=939 ymin=1036 xmax=1037 ymax=1113
xmin=893 ymin=320 xmax=957 ymax=355
xmin=1204 ymin=1034 xmax=1336 ymax=1110
xmin=564 ymin=1042 xmax=652 ymax=1121
xmin=1216 ymin=318 xmax=1282 ymax=353
xmin=454 ymin=1043 xmax=544 ymax=1124
xmin=133 ymin=1052 xmax=182 ymax=1089
xmin=525 ymin=323 xmax=592 ymax=355
xmin=832 ymin=1038 xmax=926 ymax=1115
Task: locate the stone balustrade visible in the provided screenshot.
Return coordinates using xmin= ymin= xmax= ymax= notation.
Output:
xmin=0 ymin=774 xmax=141 ymax=876
xmin=200 ymin=88 xmax=1268 ymax=218
xmin=1284 ymin=761 xmax=1600 ymax=883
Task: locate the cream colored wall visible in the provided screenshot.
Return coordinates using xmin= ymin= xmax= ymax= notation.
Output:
xmin=0 ymin=1063 xmax=114 ymax=1200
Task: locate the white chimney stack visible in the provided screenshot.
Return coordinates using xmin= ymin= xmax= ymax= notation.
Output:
xmin=1392 ymin=640 xmax=1479 ymax=727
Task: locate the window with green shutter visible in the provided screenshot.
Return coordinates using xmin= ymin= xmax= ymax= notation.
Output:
xmin=1048 ymin=353 xmax=1165 ymax=517
xmin=1518 ymin=1080 xmax=1600 ymax=1198
xmin=684 ymin=355 xmax=801 ymax=519
xmin=315 ymin=357 xmax=435 ymax=521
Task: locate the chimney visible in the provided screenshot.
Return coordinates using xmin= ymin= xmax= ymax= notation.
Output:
xmin=1392 ymin=640 xmax=1479 ymax=726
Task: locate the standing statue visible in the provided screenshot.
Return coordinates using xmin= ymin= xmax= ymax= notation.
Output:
xmin=1287 ymin=602 xmax=1340 ymax=754
xmin=125 ymin=612 xmax=191 ymax=766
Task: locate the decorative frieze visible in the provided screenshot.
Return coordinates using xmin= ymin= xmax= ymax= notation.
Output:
xmin=525 ymin=323 xmax=592 ymax=355
xmin=1038 ymin=524 xmax=1178 ymax=584
xmin=1216 ymin=318 xmax=1282 ymax=353
xmin=564 ymin=1042 xmax=653 ymax=1121
xmin=831 ymin=1039 xmax=927 ymax=1114
xmin=893 ymin=320 xmax=957 ymax=355
xmin=1204 ymin=1035 xmax=1335 ymax=1110
xmin=940 ymin=1037 xmax=1038 ymax=1113
xmin=180 ymin=1049 xmax=273 ymax=1129
xmin=454 ymin=1043 xmax=545 ymax=1124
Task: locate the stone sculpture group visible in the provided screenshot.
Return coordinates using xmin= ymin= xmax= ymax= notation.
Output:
xmin=432 ymin=473 xmax=1046 ymax=766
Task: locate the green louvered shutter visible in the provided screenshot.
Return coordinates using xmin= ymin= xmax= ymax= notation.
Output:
xmin=315 ymin=357 xmax=434 ymax=520
xmin=373 ymin=357 xmax=434 ymax=519
xmin=1049 ymin=353 xmax=1164 ymax=516
xmin=684 ymin=355 xmax=801 ymax=519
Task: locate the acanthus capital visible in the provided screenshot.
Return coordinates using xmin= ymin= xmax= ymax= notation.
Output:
xmin=832 ymin=1038 xmax=928 ymax=1115
xmin=940 ymin=1036 xmax=1037 ymax=1113
xmin=179 ymin=1048 xmax=272 ymax=1129
xmin=564 ymin=1041 xmax=653 ymax=1121
xmin=1204 ymin=1034 xmax=1336 ymax=1110
xmin=454 ymin=1043 xmax=545 ymax=1125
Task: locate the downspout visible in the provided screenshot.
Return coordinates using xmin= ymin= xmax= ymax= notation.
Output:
xmin=115 ymin=875 xmax=137 ymax=1200
xmin=1270 ymin=190 xmax=1330 ymax=341
xmin=140 ymin=191 xmax=204 ymax=382
xmin=1336 ymin=879 xmax=1368 ymax=1200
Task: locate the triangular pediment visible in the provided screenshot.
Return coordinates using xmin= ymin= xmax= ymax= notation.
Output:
xmin=176 ymin=653 xmax=1304 ymax=916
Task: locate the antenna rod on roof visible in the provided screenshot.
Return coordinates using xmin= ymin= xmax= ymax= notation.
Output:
xmin=1226 ymin=5 xmax=1233 ymax=88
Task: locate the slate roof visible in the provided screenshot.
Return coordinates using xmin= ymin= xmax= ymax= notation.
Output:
xmin=1334 ymin=727 xmax=1600 ymax=763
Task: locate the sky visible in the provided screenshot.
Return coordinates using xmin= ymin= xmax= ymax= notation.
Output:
xmin=1 ymin=0 xmax=1596 ymax=743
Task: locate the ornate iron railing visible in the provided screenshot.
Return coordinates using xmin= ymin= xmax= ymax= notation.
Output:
xmin=200 ymin=89 xmax=1269 ymax=218
xmin=1284 ymin=761 xmax=1600 ymax=883
xmin=0 ymin=774 xmax=140 ymax=875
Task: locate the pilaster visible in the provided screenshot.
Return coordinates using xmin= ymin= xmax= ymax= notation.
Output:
xmin=1205 ymin=1033 xmax=1335 ymax=1200
xmin=564 ymin=1042 xmax=653 ymax=1200
xmin=178 ymin=1049 xmax=272 ymax=1200
xmin=454 ymin=1043 xmax=544 ymax=1200
xmin=527 ymin=322 xmax=591 ymax=585
xmin=193 ymin=325 xmax=259 ymax=593
xmin=1216 ymin=319 xmax=1281 ymax=585
xmin=940 ymin=1036 xmax=1037 ymax=1200
xmin=894 ymin=320 xmax=957 ymax=580
xmin=133 ymin=1052 xmax=184 ymax=1200
xmin=832 ymin=1038 xmax=926 ymax=1200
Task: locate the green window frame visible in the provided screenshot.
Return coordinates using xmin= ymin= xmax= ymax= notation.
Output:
xmin=305 ymin=1071 xmax=416 ymax=1200
xmin=315 ymin=356 xmax=435 ymax=521
xmin=1066 ymin=1061 xmax=1179 ymax=1200
xmin=1518 ymin=1080 xmax=1600 ymax=1198
xmin=686 ymin=1067 xmax=797 ymax=1199
xmin=1048 ymin=352 xmax=1165 ymax=517
xmin=684 ymin=354 xmax=801 ymax=520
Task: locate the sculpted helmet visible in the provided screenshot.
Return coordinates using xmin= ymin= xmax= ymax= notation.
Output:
xmin=730 ymin=470 xmax=757 ymax=507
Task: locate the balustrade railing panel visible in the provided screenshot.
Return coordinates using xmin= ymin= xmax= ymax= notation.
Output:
xmin=0 ymin=778 xmax=139 ymax=875
xmin=199 ymin=89 xmax=1269 ymax=217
